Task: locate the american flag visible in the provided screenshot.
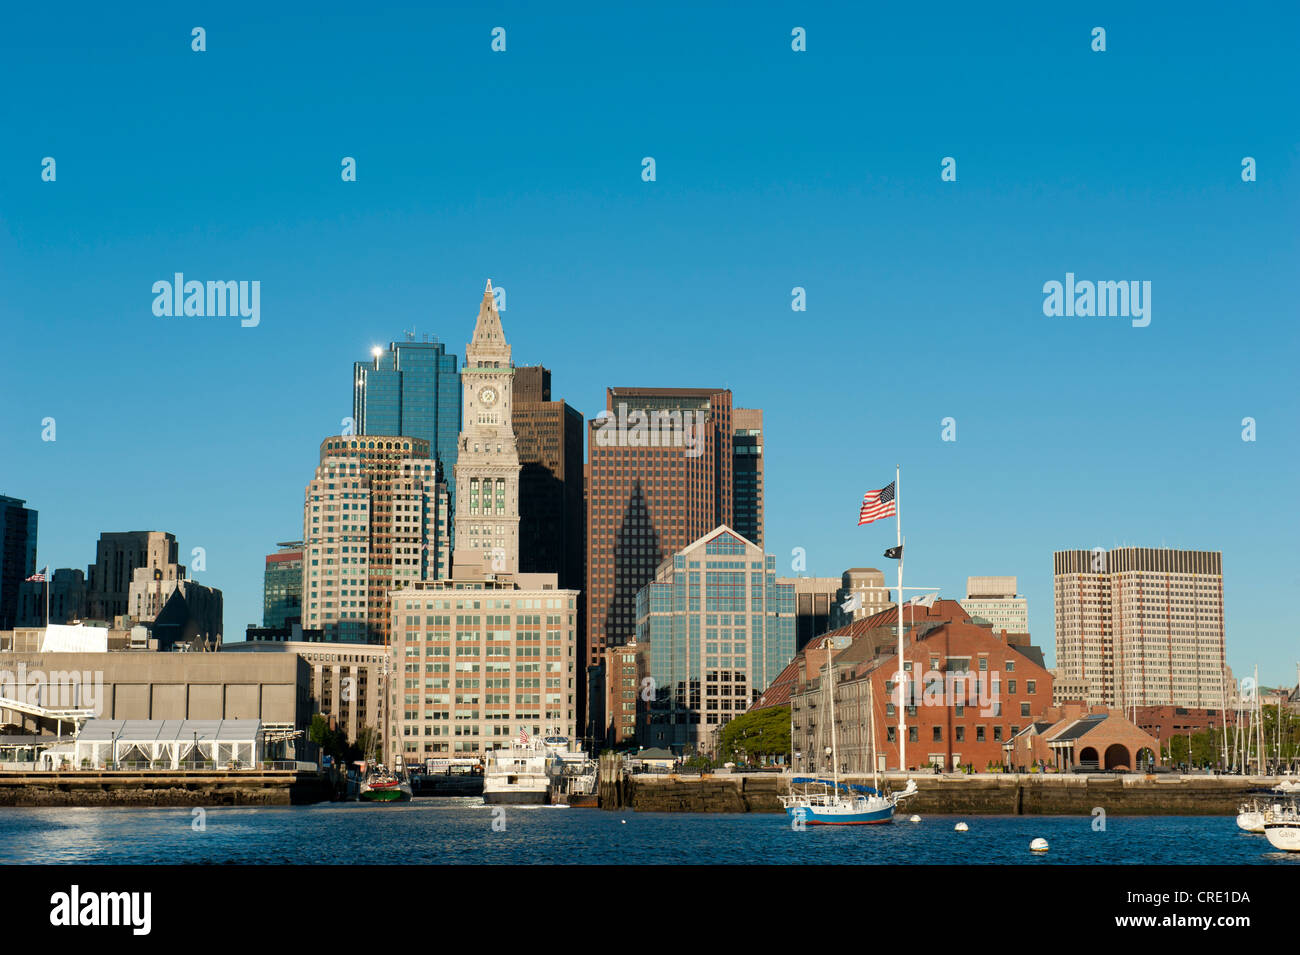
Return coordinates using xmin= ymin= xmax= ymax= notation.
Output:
xmin=25 ymin=566 xmax=48 ymax=583
xmin=519 ymin=728 xmax=530 ymax=745
xmin=858 ymin=482 xmax=896 ymax=525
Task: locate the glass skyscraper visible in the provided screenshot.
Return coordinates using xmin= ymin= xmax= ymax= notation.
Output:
xmin=0 ymin=496 xmax=38 ymax=631
xmin=635 ymin=526 xmax=795 ymax=752
xmin=353 ymin=337 xmax=462 ymax=512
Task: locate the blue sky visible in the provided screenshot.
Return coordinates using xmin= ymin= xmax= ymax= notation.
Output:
xmin=2 ymin=2 xmax=1296 ymax=685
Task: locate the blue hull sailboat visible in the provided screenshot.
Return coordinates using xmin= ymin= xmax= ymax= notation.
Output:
xmin=782 ymin=637 xmax=917 ymax=826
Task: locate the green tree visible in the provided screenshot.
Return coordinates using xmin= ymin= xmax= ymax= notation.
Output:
xmin=717 ymin=706 xmax=791 ymax=765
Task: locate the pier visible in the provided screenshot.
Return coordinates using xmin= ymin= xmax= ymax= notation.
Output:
xmin=0 ymin=768 xmax=333 ymax=807
xmin=599 ymin=766 xmax=1286 ymax=815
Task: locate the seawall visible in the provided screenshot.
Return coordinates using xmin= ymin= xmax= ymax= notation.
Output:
xmin=618 ymin=772 xmax=1279 ymax=815
xmin=0 ymin=770 xmax=333 ymax=807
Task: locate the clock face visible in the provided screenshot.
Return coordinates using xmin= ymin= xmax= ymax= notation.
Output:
xmin=479 ymin=386 xmax=498 ymax=406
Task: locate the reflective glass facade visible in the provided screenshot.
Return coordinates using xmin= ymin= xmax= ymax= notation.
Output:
xmin=635 ymin=527 xmax=795 ymax=751
xmin=354 ymin=339 xmax=462 ymax=514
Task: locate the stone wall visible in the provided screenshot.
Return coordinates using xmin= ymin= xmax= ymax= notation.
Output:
xmin=0 ymin=770 xmax=331 ymax=807
xmin=618 ymin=772 xmax=1271 ymax=815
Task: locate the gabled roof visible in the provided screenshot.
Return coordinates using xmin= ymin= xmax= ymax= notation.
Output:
xmin=1046 ymin=714 xmax=1108 ymax=743
xmin=638 ymin=747 xmax=675 ymax=760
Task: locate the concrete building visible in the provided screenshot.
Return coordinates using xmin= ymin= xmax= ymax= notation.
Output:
xmin=263 ymin=541 xmax=303 ymax=629
xmin=732 ymin=409 xmax=764 ymax=547
xmin=1050 ymin=670 xmax=1090 ymax=706
xmin=635 ymin=527 xmax=795 ymax=752
xmin=1054 ymin=548 xmax=1228 ymax=709
xmin=353 ymin=335 xmax=462 ymax=518
xmin=302 ymin=434 xmax=450 ymax=644
xmin=0 ymin=651 xmax=310 ymax=736
xmin=17 ymin=568 xmax=86 ymax=627
xmin=123 ymin=559 xmax=223 ymax=651
xmin=779 ymin=576 xmax=842 ymax=652
xmin=452 ymin=281 xmax=522 ymax=578
xmin=0 ymin=496 xmax=38 ymax=631
xmin=226 ymin=627 xmax=386 ymax=747
xmin=587 ymin=386 xmax=738 ymax=673
xmin=86 ymin=531 xmax=178 ymax=621
xmin=962 ymin=576 xmax=1029 ymax=636
xmin=835 ymin=568 xmax=894 ymax=623
xmin=388 ymin=576 xmax=579 ymax=764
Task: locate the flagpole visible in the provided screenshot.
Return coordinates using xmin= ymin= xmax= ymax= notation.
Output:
xmin=896 ymin=464 xmax=905 ymax=773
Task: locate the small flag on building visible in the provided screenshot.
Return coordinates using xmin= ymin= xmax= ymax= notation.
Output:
xmin=25 ymin=566 xmax=48 ymax=582
xmin=883 ymin=545 xmax=903 ymax=560
xmin=909 ymin=591 xmax=938 ymax=607
xmin=519 ymin=728 xmax=530 ymax=745
xmin=858 ymin=482 xmax=896 ymax=525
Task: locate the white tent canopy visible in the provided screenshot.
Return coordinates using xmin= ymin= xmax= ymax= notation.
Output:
xmin=72 ymin=719 xmax=263 ymax=770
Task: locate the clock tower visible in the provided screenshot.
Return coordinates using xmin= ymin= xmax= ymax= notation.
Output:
xmin=452 ymin=280 xmax=520 ymax=576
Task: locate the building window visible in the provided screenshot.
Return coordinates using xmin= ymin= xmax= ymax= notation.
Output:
xmin=932 ymin=726 xmax=941 ymax=742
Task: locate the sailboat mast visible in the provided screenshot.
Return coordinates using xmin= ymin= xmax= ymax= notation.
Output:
xmin=869 ymin=680 xmax=879 ymax=791
xmin=827 ymin=640 xmax=839 ymax=791
xmin=895 ymin=464 xmax=905 ymax=773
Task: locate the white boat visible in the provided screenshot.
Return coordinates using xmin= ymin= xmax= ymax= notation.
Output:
xmin=1263 ymin=801 xmax=1300 ymax=852
xmin=1236 ymin=803 xmax=1266 ymax=833
xmin=543 ymin=736 xmax=598 ymax=806
xmin=781 ymin=639 xmax=917 ymax=825
xmin=1236 ymin=784 xmax=1299 ymax=833
xmin=483 ymin=739 xmax=551 ymax=805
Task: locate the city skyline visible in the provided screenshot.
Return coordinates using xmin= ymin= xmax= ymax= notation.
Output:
xmin=2 ymin=5 xmax=1296 ymax=687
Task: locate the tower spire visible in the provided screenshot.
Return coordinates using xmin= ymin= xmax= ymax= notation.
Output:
xmin=468 ymin=278 xmax=510 ymax=364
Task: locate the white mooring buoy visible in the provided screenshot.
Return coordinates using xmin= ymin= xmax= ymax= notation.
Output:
xmin=954 ymin=822 xmax=969 ymax=832
xmin=1030 ymin=837 xmax=1049 ymax=852
xmin=909 ymin=815 xmax=921 ymax=823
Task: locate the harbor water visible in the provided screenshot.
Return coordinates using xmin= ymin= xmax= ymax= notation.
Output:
xmin=0 ymin=799 xmax=1295 ymax=865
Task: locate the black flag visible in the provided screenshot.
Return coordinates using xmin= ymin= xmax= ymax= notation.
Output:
xmin=883 ymin=545 xmax=903 ymax=560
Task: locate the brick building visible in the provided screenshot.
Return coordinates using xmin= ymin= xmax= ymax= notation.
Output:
xmin=768 ymin=600 xmax=1055 ymax=774
xmin=1004 ymin=703 xmax=1161 ymax=771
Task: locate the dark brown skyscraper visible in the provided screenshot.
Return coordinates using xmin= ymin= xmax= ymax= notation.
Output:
xmin=512 ymin=365 xmax=584 ymax=593
xmin=585 ymin=387 xmax=737 ymax=676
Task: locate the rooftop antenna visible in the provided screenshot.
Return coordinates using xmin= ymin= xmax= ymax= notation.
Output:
xmin=406 ymin=328 xmax=416 ymax=341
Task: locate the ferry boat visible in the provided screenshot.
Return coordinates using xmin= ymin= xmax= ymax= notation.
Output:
xmin=484 ymin=734 xmax=596 ymax=806
xmin=483 ymin=738 xmax=552 ymax=805
xmin=359 ymin=764 xmax=413 ymax=802
xmin=545 ymin=739 xmax=598 ymax=807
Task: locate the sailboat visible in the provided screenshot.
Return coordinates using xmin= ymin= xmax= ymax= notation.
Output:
xmin=781 ymin=639 xmax=917 ymax=825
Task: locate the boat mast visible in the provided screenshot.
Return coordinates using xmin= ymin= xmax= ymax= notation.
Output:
xmin=869 ymin=679 xmax=879 ymax=791
xmin=895 ymin=464 xmax=905 ymax=773
xmin=827 ymin=639 xmax=839 ymax=793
